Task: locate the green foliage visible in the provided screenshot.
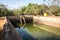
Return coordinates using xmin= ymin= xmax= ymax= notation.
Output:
xmin=0 ymin=4 xmax=14 ymax=16
xmin=1 ymin=2 xmax=60 ymax=16
xmin=7 ymin=10 xmax=14 ymax=16
xmin=16 ymin=3 xmax=60 ymax=16
xmin=0 ymin=4 xmax=7 ymax=16
xmin=24 ymin=3 xmax=43 ymax=15
xmin=24 ymin=3 xmax=32 ymax=15
xmin=47 ymin=5 xmax=60 ymax=15
xmin=19 ymin=6 xmax=26 ymax=14
xmin=13 ymin=9 xmax=19 ymax=16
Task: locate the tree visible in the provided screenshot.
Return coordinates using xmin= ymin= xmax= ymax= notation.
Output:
xmin=33 ymin=5 xmax=42 ymax=15
xmin=0 ymin=4 xmax=14 ymax=16
xmin=19 ymin=6 xmax=26 ymax=14
xmin=24 ymin=3 xmax=32 ymax=15
xmin=44 ymin=0 xmax=60 ymax=5
xmin=13 ymin=9 xmax=19 ymax=16
xmin=7 ymin=10 xmax=14 ymax=16
xmin=46 ymin=5 xmax=60 ymax=15
xmin=0 ymin=4 xmax=8 ymax=16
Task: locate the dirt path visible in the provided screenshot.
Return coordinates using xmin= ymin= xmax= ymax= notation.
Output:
xmin=0 ymin=17 xmax=6 ymax=31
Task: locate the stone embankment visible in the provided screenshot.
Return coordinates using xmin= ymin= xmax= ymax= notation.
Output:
xmin=33 ymin=16 xmax=60 ymax=28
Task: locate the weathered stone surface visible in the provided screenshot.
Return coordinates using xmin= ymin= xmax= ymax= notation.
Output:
xmin=33 ymin=16 xmax=60 ymax=28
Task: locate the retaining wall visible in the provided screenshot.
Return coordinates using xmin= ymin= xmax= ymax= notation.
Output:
xmin=33 ymin=16 xmax=60 ymax=28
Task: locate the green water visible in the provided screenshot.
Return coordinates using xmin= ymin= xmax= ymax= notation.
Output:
xmin=16 ymin=23 xmax=60 ymax=40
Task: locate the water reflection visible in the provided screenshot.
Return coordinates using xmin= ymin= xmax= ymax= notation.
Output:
xmin=20 ymin=23 xmax=26 ymax=28
xmin=16 ymin=23 xmax=60 ymax=40
xmin=16 ymin=28 xmax=35 ymax=40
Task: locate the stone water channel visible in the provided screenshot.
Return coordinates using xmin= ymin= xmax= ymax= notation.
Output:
xmin=7 ymin=16 xmax=60 ymax=40
xmin=15 ymin=23 xmax=60 ymax=40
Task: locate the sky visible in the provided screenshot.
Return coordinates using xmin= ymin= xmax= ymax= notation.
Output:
xmin=0 ymin=0 xmax=50 ymax=9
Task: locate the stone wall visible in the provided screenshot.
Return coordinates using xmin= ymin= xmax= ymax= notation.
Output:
xmin=33 ymin=16 xmax=60 ymax=28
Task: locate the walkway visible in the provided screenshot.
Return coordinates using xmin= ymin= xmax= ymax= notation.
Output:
xmin=0 ymin=17 xmax=6 ymax=31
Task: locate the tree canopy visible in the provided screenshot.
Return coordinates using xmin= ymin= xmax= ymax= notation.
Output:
xmin=0 ymin=4 xmax=14 ymax=16
xmin=1 ymin=0 xmax=60 ymax=16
